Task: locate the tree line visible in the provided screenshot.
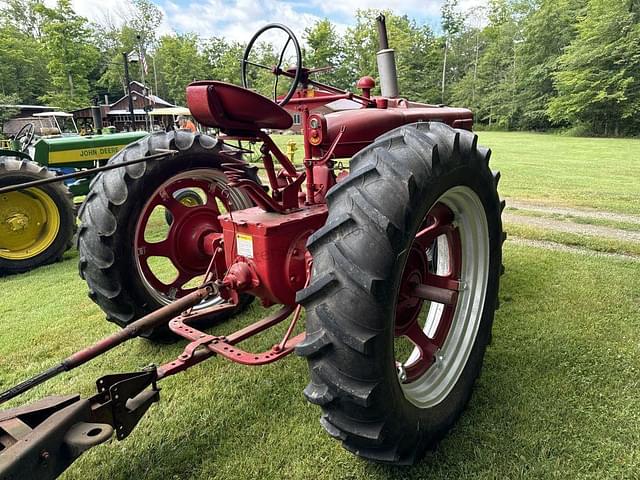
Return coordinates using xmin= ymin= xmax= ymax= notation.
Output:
xmin=0 ymin=0 xmax=638 ymax=136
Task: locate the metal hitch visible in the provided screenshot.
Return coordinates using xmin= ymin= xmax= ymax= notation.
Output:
xmin=0 ymin=370 xmax=159 ymax=480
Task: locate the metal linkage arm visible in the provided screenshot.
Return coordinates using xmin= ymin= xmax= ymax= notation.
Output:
xmin=0 ymin=149 xmax=177 ymax=195
xmin=0 ymin=370 xmax=159 ymax=480
xmin=0 ymin=285 xmax=212 ymax=405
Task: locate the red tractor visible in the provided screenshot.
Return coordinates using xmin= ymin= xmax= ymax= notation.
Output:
xmin=0 ymin=17 xmax=504 ymax=478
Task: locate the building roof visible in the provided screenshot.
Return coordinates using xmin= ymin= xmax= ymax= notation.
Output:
xmin=107 ymin=109 xmax=149 ymax=115
xmin=325 ymin=99 xmax=362 ymax=111
xmin=0 ymin=104 xmax=58 ymax=110
xmin=148 ymin=107 xmax=191 ymax=116
xmin=33 ymin=111 xmax=74 ymax=117
xmin=108 ymin=82 xmax=174 ymax=109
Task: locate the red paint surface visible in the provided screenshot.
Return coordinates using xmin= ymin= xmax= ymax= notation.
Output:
xmin=219 ymin=205 xmax=327 ymax=305
xmin=187 ymin=81 xmax=293 ymax=131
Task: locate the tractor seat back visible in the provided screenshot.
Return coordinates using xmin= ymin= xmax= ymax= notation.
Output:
xmin=186 ymin=81 xmax=293 ymax=133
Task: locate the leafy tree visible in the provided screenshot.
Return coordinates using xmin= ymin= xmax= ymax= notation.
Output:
xmin=0 ymin=24 xmax=50 ymax=103
xmin=303 ymin=19 xmax=350 ymax=89
xmin=451 ymin=0 xmax=533 ymax=129
xmin=549 ymin=0 xmax=640 ymax=135
xmin=155 ymin=34 xmax=207 ymax=105
xmin=203 ymin=37 xmax=245 ymax=85
xmin=344 ymin=10 xmax=441 ymax=102
xmin=515 ymin=0 xmax=586 ymax=129
xmin=96 ymin=0 xmax=163 ymax=98
xmin=1 ymin=0 xmax=48 ymax=39
xmin=37 ymin=0 xmax=100 ymax=110
xmin=441 ymin=0 xmax=464 ymax=103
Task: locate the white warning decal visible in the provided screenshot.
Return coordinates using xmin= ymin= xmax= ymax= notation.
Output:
xmin=236 ymin=233 xmax=254 ymax=258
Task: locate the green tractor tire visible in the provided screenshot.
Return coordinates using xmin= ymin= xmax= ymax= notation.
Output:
xmin=0 ymin=157 xmax=75 ymax=275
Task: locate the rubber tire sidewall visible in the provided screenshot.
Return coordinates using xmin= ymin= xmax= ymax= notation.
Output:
xmin=297 ymin=123 xmax=503 ymax=463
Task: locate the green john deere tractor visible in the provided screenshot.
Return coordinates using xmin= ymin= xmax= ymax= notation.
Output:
xmin=0 ymin=115 xmax=146 ymax=275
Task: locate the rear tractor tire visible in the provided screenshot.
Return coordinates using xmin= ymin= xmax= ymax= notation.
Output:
xmin=78 ymin=131 xmax=258 ymax=340
xmin=297 ymin=122 xmax=505 ymax=464
xmin=0 ymin=157 xmax=75 ymax=275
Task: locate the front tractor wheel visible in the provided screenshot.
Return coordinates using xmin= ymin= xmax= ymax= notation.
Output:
xmin=0 ymin=158 xmax=75 ymax=275
xmin=77 ymin=131 xmax=258 ymax=340
xmin=297 ymin=122 xmax=504 ymax=464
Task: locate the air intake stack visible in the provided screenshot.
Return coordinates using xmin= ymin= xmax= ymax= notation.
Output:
xmin=375 ymin=14 xmax=399 ymax=98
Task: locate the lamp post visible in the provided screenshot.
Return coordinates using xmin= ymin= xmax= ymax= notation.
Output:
xmin=122 ymin=52 xmax=136 ymax=131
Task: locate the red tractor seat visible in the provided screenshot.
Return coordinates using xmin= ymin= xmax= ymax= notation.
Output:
xmin=186 ymin=81 xmax=293 ymax=132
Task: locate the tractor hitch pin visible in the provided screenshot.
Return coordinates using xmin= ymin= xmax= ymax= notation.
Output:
xmin=0 ymin=149 xmax=178 ymax=195
xmin=0 ymin=284 xmax=213 ymax=405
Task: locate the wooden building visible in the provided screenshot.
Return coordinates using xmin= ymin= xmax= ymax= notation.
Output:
xmin=72 ymin=82 xmax=174 ymax=132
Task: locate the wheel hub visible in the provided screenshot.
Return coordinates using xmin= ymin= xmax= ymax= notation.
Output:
xmin=6 ymin=212 xmax=29 ymax=231
xmin=170 ymin=208 xmax=217 ymax=272
xmin=0 ymin=189 xmax=59 ymax=259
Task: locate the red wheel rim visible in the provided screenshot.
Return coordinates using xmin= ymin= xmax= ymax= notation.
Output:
xmin=395 ymin=202 xmax=462 ymax=383
xmin=134 ymin=170 xmax=231 ymax=302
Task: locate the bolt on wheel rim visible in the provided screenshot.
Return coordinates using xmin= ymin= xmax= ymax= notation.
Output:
xmin=394 ymin=186 xmax=489 ymax=408
xmin=134 ymin=169 xmax=244 ymax=308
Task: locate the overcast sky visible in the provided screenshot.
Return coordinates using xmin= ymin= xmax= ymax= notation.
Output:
xmin=62 ymin=0 xmax=487 ymax=43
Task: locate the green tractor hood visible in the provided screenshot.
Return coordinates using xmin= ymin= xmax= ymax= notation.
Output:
xmin=33 ymin=132 xmax=148 ymax=168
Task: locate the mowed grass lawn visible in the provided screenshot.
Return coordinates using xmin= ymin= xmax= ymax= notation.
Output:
xmin=475 ymin=131 xmax=640 ymax=215
xmin=0 ymin=131 xmax=638 ymax=479
xmin=278 ymin=131 xmax=640 ymax=215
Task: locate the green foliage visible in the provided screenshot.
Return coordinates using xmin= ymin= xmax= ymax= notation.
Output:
xmin=1 ymin=0 xmax=48 ymax=38
xmin=154 ymin=34 xmax=207 ymax=105
xmin=0 ymin=23 xmax=50 ymax=104
xmin=0 ymin=0 xmax=637 ymax=136
xmin=303 ymin=19 xmax=351 ymax=89
xmin=515 ymin=0 xmax=586 ymax=129
xmin=37 ymin=0 xmax=100 ymax=110
xmin=549 ymin=0 xmax=640 ymax=135
xmin=2 ymin=132 xmax=640 ymax=476
xmin=343 ymin=10 xmax=441 ymax=101
xmin=96 ymin=0 xmax=163 ymax=97
xmin=203 ymin=37 xmax=244 ymax=85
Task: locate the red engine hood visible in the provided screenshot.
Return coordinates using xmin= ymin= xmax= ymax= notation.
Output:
xmin=314 ymin=105 xmax=473 ymax=159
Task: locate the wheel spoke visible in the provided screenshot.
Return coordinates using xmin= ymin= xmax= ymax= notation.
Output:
xmin=159 ymin=189 xmax=190 ymax=218
xmin=425 ymin=272 xmax=461 ymax=291
xmin=167 ymin=270 xmax=197 ymax=299
xmin=400 ymin=321 xmax=438 ymax=382
xmin=410 ymin=282 xmax=458 ymax=305
xmin=277 ymin=37 xmax=291 ymax=70
xmin=204 ymin=185 xmax=223 ymax=213
xmin=136 ymin=256 xmax=170 ymax=292
xmin=429 ymin=202 xmax=454 ymax=225
xmin=403 ymin=321 xmax=438 ymax=359
xmin=415 ymin=204 xmax=455 ymax=248
xmin=137 ymin=239 xmax=172 ymax=259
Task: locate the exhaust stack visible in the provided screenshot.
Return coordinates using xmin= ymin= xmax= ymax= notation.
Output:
xmin=375 ymin=14 xmax=399 ymax=98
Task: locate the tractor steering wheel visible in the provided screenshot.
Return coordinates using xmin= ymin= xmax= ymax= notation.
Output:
xmin=241 ymin=23 xmax=302 ymax=106
xmin=13 ymin=123 xmax=35 ymax=152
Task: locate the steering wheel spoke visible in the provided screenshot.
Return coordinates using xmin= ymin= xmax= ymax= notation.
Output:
xmin=242 ymin=58 xmax=272 ymax=71
xmin=14 ymin=123 xmax=35 ymax=152
xmin=241 ymin=23 xmax=302 ymax=106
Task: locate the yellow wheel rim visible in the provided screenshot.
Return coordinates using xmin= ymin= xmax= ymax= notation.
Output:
xmin=0 ymin=188 xmax=60 ymax=260
xmin=180 ymin=195 xmax=201 ymax=207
